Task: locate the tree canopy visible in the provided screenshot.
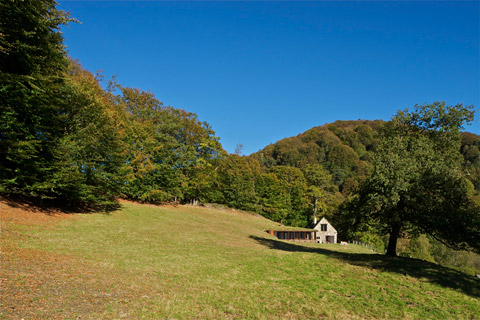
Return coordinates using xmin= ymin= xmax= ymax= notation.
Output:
xmin=341 ymin=103 xmax=479 ymax=255
xmin=0 ymin=0 xmax=73 ymax=198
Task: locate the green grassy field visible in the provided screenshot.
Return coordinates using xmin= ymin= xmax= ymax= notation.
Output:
xmin=1 ymin=201 xmax=479 ymax=319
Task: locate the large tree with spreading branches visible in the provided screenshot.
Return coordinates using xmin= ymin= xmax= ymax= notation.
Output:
xmin=343 ymin=102 xmax=479 ymax=256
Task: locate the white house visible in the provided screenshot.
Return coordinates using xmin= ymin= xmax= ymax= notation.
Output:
xmin=313 ymin=217 xmax=337 ymax=244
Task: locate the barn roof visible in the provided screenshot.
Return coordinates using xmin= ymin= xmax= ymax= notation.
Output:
xmin=313 ymin=217 xmax=337 ymax=232
xmin=266 ymin=227 xmax=317 ymax=232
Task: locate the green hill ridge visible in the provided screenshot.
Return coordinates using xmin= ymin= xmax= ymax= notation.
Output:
xmin=253 ymin=119 xmax=480 ymax=190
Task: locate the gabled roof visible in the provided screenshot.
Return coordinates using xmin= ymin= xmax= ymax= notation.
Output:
xmin=313 ymin=217 xmax=337 ymax=232
xmin=266 ymin=226 xmax=317 ymax=232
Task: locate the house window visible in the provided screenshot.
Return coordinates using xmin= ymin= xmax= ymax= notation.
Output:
xmin=321 ymin=224 xmax=327 ymax=231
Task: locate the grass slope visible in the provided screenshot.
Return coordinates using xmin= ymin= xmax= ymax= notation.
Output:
xmin=1 ymin=200 xmax=479 ymax=319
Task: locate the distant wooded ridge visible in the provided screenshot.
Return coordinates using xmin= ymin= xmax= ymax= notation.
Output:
xmin=252 ymin=119 xmax=479 ymax=192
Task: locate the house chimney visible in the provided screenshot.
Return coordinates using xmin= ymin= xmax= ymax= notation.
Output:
xmin=314 ymin=216 xmax=317 ymax=225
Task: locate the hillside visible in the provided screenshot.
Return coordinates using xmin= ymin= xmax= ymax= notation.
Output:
xmin=1 ymin=199 xmax=479 ymax=319
xmin=252 ymin=119 xmax=480 ymax=190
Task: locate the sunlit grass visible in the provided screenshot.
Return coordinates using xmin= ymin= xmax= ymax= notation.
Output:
xmin=2 ymin=202 xmax=479 ymax=319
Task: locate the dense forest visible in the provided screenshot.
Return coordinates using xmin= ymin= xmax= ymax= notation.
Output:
xmin=1 ymin=0 xmax=479 ymax=271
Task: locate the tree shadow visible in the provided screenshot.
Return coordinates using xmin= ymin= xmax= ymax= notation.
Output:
xmin=250 ymin=235 xmax=480 ymax=298
xmin=0 ymin=195 xmax=121 ymax=214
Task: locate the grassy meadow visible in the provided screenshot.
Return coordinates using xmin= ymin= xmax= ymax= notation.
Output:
xmin=1 ymin=200 xmax=479 ymax=319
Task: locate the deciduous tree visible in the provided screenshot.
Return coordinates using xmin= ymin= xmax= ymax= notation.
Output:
xmin=343 ymin=102 xmax=479 ymax=256
xmin=302 ymin=164 xmax=335 ymax=220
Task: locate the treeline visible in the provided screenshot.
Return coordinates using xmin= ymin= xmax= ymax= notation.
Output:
xmin=0 ymin=0 xmax=327 ymax=227
xmin=0 ymin=1 xmax=221 ymax=208
xmin=2 ymin=0 xmax=480 ymax=217
xmin=0 ymin=0 xmax=330 ymax=222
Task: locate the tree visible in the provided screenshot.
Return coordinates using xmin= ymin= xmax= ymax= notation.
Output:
xmin=234 ymin=144 xmax=243 ymax=156
xmin=116 ymin=86 xmax=223 ymax=203
xmin=302 ymin=164 xmax=335 ymax=221
xmin=215 ymin=154 xmax=260 ymax=211
xmin=0 ymin=0 xmax=74 ymax=197
xmin=344 ymin=102 xmax=479 ymax=256
xmin=269 ymin=166 xmax=309 ymax=226
xmin=50 ymin=60 xmax=124 ymax=208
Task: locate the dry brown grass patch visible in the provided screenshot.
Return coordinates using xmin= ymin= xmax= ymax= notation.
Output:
xmin=0 ymin=198 xmax=76 ymax=227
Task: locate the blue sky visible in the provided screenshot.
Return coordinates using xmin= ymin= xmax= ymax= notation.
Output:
xmin=59 ymin=1 xmax=479 ymax=155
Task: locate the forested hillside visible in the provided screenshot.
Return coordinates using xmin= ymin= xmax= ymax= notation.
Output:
xmin=249 ymin=118 xmax=480 ymax=272
xmin=253 ymin=120 xmax=383 ymax=184
xmin=253 ymin=120 xmax=480 ymax=193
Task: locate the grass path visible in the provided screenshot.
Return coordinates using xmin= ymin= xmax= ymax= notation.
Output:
xmin=1 ymin=200 xmax=479 ymax=319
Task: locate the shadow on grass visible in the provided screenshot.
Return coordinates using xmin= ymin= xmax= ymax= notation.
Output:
xmin=0 ymin=195 xmax=121 ymax=214
xmin=250 ymin=235 xmax=480 ymax=298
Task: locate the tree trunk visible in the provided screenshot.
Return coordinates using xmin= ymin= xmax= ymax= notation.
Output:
xmin=386 ymin=224 xmax=401 ymax=256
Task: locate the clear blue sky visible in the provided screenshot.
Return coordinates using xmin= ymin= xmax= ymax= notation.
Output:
xmin=59 ymin=1 xmax=479 ymax=155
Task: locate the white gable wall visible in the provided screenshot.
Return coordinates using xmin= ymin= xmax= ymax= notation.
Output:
xmin=313 ymin=217 xmax=337 ymax=243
